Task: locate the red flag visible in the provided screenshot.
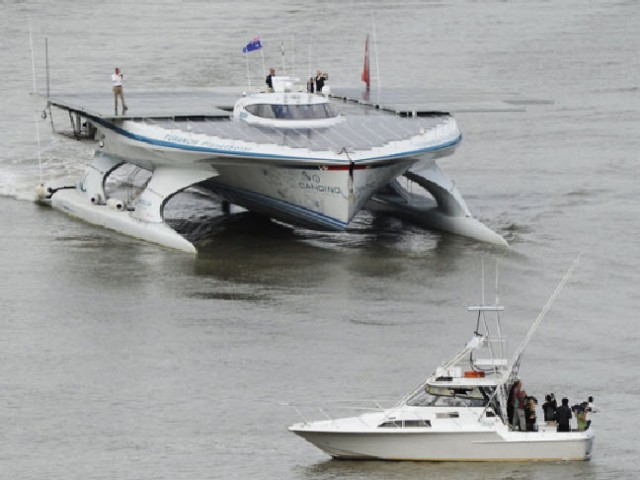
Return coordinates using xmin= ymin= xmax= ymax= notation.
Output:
xmin=361 ymin=34 xmax=370 ymax=91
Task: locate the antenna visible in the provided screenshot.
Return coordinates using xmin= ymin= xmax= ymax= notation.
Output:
xmin=291 ymin=34 xmax=295 ymax=78
xmin=308 ymin=31 xmax=311 ymax=83
xmin=45 ymin=37 xmax=50 ymax=99
xmin=28 ymin=16 xmax=43 ymax=184
xmin=481 ymin=258 xmax=485 ymax=305
xmin=495 ymin=260 xmax=500 ymax=306
xmin=28 ymin=16 xmax=37 ymax=95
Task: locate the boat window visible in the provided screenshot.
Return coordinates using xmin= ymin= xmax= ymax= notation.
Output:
xmin=406 ymin=390 xmax=438 ymax=407
xmin=435 ymin=412 xmax=459 ymax=419
xmin=379 ymin=419 xmax=432 ymax=428
xmin=245 ymin=103 xmax=338 ymax=120
xmin=423 ymin=385 xmax=494 ymax=408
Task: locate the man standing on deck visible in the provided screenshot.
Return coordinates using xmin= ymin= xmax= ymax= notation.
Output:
xmin=265 ymin=67 xmax=276 ymax=92
xmin=556 ymin=397 xmax=573 ymax=432
xmin=510 ymin=380 xmax=527 ymax=431
xmin=112 ymin=67 xmax=128 ymax=115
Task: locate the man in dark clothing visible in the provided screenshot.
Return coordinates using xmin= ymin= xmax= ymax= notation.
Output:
xmin=542 ymin=394 xmax=557 ymax=425
xmin=315 ymin=70 xmax=328 ymax=93
xmin=266 ymin=68 xmax=276 ymax=91
xmin=556 ymin=397 xmax=573 ymax=432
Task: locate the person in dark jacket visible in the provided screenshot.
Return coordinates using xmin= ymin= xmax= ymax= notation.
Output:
xmin=542 ymin=394 xmax=557 ymax=425
xmin=266 ymin=67 xmax=276 ymax=91
xmin=315 ymin=70 xmax=328 ymax=93
xmin=556 ymin=397 xmax=572 ymax=432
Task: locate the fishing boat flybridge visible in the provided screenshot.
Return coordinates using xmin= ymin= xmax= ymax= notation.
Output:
xmin=37 ymin=75 xmax=510 ymax=253
xmin=289 ymin=258 xmax=595 ymax=461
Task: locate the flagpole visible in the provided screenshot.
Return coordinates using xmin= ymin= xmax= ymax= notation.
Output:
xmin=370 ymin=11 xmax=381 ymax=95
xmin=245 ymin=52 xmax=251 ymax=87
xmin=259 ymin=33 xmax=266 ymax=80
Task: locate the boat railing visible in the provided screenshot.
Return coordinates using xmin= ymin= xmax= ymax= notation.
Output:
xmin=283 ymin=399 xmax=397 ymax=425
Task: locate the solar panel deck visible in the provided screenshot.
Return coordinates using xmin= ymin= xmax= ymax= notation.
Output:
xmin=46 ymin=86 xmax=530 ymax=152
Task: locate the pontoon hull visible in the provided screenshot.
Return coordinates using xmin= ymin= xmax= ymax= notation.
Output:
xmin=48 ymin=188 xmax=197 ymax=253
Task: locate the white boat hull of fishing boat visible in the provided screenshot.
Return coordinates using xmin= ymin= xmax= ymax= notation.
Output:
xmin=289 ymin=259 xmax=594 ymax=462
xmin=290 ymin=408 xmax=594 ymax=461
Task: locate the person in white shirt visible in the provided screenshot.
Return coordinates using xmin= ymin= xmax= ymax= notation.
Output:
xmin=111 ymin=67 xmax=128 ymax=115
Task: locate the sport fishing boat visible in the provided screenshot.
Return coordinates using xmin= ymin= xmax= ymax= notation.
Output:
xmin=38 ymin=76 xmax=508 ymax=253
xmin=289 ymin=258 xmax=594 ymax=461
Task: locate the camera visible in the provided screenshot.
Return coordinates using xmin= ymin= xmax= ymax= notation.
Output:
xmin=571 ymin=402 xmax=589 ymax=413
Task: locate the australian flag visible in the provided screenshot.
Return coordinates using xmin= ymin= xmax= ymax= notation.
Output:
xmin=242 ymin=36 xmax=263 ymax=53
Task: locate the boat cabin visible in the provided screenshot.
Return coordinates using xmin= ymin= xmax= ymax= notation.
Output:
xmin=233 ymin=76 xmax=343 ymax=129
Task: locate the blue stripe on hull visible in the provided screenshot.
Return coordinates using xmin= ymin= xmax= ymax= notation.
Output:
xmin=204 ymin=182 xmax=348 ymax=230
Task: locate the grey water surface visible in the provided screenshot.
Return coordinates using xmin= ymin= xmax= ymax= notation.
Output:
xmin=1 ymin=1 xmax=639 ymax=479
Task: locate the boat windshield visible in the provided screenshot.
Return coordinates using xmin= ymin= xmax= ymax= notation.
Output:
xmin=407 ymin=385 xmax=493 ymax=408
xmin=245 ymin=103 xmax=338 ymax=120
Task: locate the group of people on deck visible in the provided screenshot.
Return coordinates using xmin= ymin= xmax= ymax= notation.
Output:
xmin=265 ymin=68 xmax=329 ymax=94
xmin=307 ymin=70 xmax=329 ymax=94
xmin=508 ymin=379 xmax=597 ymax=432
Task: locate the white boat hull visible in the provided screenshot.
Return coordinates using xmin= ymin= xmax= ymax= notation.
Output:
xmin=290 ymin=427 xmax=594 ymax=461
xmin=94 ymin=120 xmax=447 ymax=230
xmin=201 ymin=161 xmax=412 ymax=229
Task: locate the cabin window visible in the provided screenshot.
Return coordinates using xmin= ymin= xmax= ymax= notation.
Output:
xmin=406 ymin=390 xmax=438 ymax=407
xmin=436 ymin=412 xmax=460 ymax=419
xmin=245 ymin=103 xmax=338 ymax=120
xmin=426 ymin=385 xmax=491 ymax=403
xmin=378 ymin=419 xmax=431 ymax=428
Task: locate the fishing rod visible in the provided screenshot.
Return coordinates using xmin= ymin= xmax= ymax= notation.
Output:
xmin=508 ymin=253 xmax=583 ymax=377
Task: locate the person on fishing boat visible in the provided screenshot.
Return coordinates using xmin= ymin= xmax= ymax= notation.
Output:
xmin=556 ymin=397 xmax=572 ymax=432
xmin=525 ymin=395 xmax=538 ymax=431
xmin=543 ymin=393 xmax=557 ymax=426
xmin=576 ymin=402 xmax=588 ymax=431
xmin=510 ymin=380 xmax=527 ymax=431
